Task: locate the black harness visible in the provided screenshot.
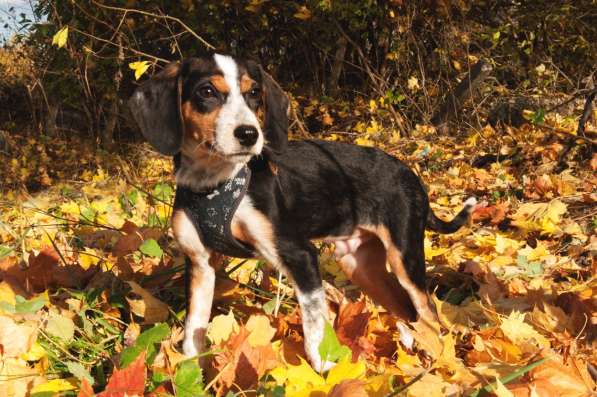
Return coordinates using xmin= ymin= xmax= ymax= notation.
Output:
xmin=173 ymin=165 xmax=256 ymax=258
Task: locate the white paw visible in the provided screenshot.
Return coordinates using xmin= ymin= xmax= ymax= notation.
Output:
xmin=312 ymin=358 xmax=337 ymax=373
xmin=396 ymin=321 xmax=414 ymax=350
xmin=182 ymin=338 xmax=199 ymax=358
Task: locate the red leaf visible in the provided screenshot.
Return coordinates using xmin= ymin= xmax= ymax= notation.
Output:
xmin=77 ymin=378 xmax=94 ymax=397
xmin=97 ymin=351 xmax=146 ymax=397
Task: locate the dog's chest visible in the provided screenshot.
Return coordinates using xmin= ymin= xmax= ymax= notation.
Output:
xmin=173 ymin=166 xmax=255 ymax=258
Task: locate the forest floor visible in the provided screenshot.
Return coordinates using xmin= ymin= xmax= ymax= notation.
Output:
xmin=0 ymin=104 xmax=596 ymax=396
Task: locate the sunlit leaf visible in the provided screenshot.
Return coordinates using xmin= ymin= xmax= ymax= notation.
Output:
xmin=52 ymin=26 xmax=68 ymax=48
xmin=129 ymin=61 xmax=150 ymax=80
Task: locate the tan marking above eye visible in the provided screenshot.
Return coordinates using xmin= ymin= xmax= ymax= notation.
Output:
xmin=240 ymin=74 xmax=256 ymax=94
xmin=209 ymin=75 xmax=230 ymax=94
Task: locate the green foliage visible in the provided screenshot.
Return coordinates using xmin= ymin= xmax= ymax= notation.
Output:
xmin=120 ymin=322 xmax=170 ymax=367
xmin=138 ymin=238 xmax=163 ymax=258
xmin=174 ymin=359 xmax=206 ymax=397
xmin=318 ymin=321 xmax=351 ymax=364
xmin=0 ymin=295 xmax=46 ymax=314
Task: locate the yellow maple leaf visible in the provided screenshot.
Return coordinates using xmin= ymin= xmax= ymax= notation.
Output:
xmin=511 ymin=199 xmax=567 ymax=235
xmin=518 ymin=241 xmax=550 ymax=262
xmin=0 ymin=281 xmax=16 ymax=308
xmin=355 ymin=135 xmax=375 ymax=147
xmin=500 ymin=311 xmax=550 ymax=349
xmin=52 ymin=26 xmax=69 ymax=49
xmin=269 ymin=358 xmax=326 ymax=397
xmin=129 ymin=61 xmax=151 ymax=80
xmin=59 ymin=201 xmax=80 ymax=216
xmin=207 ymin=310 xmax=239 ymax=345
xmin=326 ymin=357 xmax=366 ymax=385
xmin=78 ymin=247 xmax=100 ymax=270
xmin=495 ymin=234 xmax=523 ymax=255
xmin=21 ymin=342 xmax=46 ymax=362
xmin=30 ymin=378 xmax=76 ymax=394
xmin=245 ymin=315 xmax=276 ymax=347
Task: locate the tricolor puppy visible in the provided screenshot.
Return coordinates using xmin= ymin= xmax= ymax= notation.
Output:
xmin=129 ymin=53 xmax=476 ymax=371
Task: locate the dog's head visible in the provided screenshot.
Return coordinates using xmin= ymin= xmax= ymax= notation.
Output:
xmin=129 ymin=54 xmax=289 ymax=164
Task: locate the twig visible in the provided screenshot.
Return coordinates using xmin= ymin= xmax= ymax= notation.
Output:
xmin=90 ymin=1 xmax=214 ymax=50
xmin=534 ymin=122 xmax=597 ymax=146
xmin=71 ymin=27 xmax=169 ymax=64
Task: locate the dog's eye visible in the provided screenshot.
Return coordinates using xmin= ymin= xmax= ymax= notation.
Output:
xmin=248 ymin=87 xmax=261 ymax=98
xmin=197 ymin=85 xmax=216 ymax=99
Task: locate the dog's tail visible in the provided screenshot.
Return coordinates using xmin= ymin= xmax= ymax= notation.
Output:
xmin=426 ymin=197 xmax=477 ymax=234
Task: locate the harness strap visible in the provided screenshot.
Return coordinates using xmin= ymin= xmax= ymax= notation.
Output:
xmin=173 ymin=166 xmax=255 ymax=258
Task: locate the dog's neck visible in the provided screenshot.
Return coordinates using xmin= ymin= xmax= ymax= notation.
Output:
xmin=175 ymin=153 xmax=245 ymax=192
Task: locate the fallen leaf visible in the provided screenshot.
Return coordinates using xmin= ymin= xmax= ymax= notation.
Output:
xmin=212 ymin=327 xmax=280 ymax=393
xmin=206 ymin=310 xmax=239 ymax=345
xmin=328 ymin=379 xmax=368 ymax=397
xmin=0 ymin=315 xmax=37 ymax=357
xmin=98 ymin=351 xmax=146 ymax=397
xmin=46 ymin=313 xmax=75 ymax=342
xmin=245 ymin=314 xmax=276 ymax=347
xmin=31 ymin=378 xmax=77 ymax=394
xmin=77 ymin=378 xmax=94 ymax=397
xmin=335 ymin=299 xmax=374 ymax=360
xmin=126 ymin=281 xmax=169 ymax=324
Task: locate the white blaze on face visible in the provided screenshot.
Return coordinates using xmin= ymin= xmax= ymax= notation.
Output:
xmin=213 ymin=54 xmax=263 ymax=159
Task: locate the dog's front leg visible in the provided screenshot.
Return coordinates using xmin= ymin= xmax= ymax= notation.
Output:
xmin=172 ymin=210 xmax=214 ymax=360
xmin=277 ymin=241 xmax=335 ymax=373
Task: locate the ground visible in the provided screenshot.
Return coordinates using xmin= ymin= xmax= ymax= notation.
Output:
xmin=0 ymin=110 xmax=595 ymax=396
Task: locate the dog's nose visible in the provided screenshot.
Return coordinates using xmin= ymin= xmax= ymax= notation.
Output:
xmin=233 ymin=125 xmax=259 ymax=147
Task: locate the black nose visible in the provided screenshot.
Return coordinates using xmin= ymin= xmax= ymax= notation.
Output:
xmin=233 ymin=125 xmax=259 ymax=147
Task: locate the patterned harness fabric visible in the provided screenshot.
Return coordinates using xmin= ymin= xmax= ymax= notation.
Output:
xmin=173 ymin=166 xmax=255 ymax=258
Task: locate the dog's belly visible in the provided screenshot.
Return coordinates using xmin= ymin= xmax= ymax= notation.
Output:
xmin=322 ymin=228 xmax=377 ymax=264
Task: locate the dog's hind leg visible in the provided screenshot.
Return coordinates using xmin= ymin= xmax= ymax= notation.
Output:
xmin=377 ymin=225 xmax=438 ymax=325
xmin=334 ymin=234 xmax=417 ymax=322
xmin=172 ymin=210 xmax=215 ymax=362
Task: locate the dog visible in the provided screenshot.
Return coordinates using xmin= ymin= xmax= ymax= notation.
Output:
xmin=128 ymin=53 xmax=476 ymax=371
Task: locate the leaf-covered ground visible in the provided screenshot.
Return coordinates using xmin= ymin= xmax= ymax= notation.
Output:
xmin=0 ymin=112 xmax=595 ymax=396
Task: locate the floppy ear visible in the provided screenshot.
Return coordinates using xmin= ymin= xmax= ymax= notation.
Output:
xmin=260 ymin=66 xmax=289 ymax=154
xmin=128 ymin=62 xmax=183 ymax=155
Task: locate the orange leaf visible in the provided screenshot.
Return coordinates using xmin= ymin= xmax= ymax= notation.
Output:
xmin=97 ymin=351 xmax=146 ymax=397
xmin=335 ymin=299 xmax=374 ymax=360
xmin=328 ymin=379 xmax=368 ymax=397
xmin=211 ymin=327 xmax=280 ymax=393
xmin=77 ymin=378 xmax=94 ymax=397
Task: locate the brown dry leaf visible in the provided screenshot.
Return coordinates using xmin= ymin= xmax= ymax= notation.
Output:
xmin=555 ymin=292 xmax=596 ymax=337
xmin=126 ymin=281 xmax=169 ymax=324
xmin=112 ymin=224 xmax=162 ymax=257
xmin=327 ymin=379 xmax=368 ymax=397
xmin=1 ymin=247 xmax=95 ymax=292
xmin=211 ymin=327 xmax=280 ymax=393
xmin=335 ymin=299 xmax=374 ymax=360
